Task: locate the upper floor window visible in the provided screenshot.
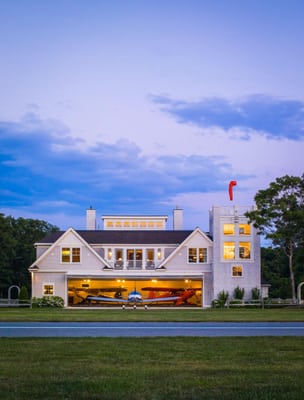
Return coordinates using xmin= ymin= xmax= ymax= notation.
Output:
xmin=239 ymin=242 xmax=251 ymax=259
xmin=188 ymin=248 xmax=207 ymax=263
xmin=223 ymin=242 xmax=235 ymax=260
xmin=223 ymin=224 xmax=235 ymax=235
xmin=61 ymin=247 xmax=81 ymax=263
xmin=239 ymin=224 xmax=250 ymax=235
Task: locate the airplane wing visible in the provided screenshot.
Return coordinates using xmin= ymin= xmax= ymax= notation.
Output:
xmin=142 ymin=295 xmax=181 ymax=303
xmin=86 ymin=296 xmax=129 ymax=303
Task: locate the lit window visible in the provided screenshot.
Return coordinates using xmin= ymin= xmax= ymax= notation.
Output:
xmin=224 ymin=242 xmax=235 ymax=259
xmin=188 ymin=248 xmax=207 ymax=263
xmin=72 ymin=248 xmax=80 ymax=262
xmin=61 ymin=247 xmax=70 ymax=262
xmin=61 ymin=247 xmax=81 ymax=263
xmin=239 ymin=224 xmax=250 ymax=235
xmin=232 ymin=266 xmax=243 ymax=277
xmin=43 ymin=284 xmax=54 ymax=295
xmin=239 ymin=242 xmax=251 ymax=259
xmin=199 ymin=248 xmax=207 ymax=263
xmin=147 ymin=249 xmax=155 ymax=261
xmin=188 ymin=248 xmax=197 ymax=263
xmin=124 ymin=221 xmax=130 ymax=228
xmin=224 ymin=224 xmax=234 ymax=235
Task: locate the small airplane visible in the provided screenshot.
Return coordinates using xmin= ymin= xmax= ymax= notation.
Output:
xmin=86 ymin=287 xmax=200 ymax=307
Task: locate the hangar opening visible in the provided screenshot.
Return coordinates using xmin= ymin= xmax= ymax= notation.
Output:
xmin=68 ymin=278 xmax=202 ymax=307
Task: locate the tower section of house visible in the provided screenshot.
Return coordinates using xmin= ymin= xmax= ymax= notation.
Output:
xmin=209 ymin=205 xmax=261 ymax=301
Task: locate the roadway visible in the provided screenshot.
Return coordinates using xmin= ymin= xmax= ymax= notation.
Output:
xmin=1 ymin=322 xmax=304 ymax=337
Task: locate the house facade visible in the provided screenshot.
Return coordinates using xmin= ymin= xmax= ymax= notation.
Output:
xmin=29 ymin=205 xmax=261 ymax=308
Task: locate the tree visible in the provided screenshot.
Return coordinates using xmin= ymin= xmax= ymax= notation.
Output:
xmin=245 ymin=175 xmax=304 ymax=302
xmin=0 ymin=214 xmax=59 ymax=296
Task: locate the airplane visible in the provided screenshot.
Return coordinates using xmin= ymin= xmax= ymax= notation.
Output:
xmin=86 ymin=287 xmax=201 ymax=307
xmin=68 ymin=287 xmax=127 ymax=305
xmin=141 ymin=287 xmax=201 ymax=306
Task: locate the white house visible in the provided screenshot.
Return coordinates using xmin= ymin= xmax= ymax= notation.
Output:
xmin=29 ymin=205 xmax=262 ymax=308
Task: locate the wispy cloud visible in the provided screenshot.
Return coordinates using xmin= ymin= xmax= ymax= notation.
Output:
xmin=151 ymin=94 xmax=304 ymax=141
xmin=0 ymin=113 xmax=251 ymax=223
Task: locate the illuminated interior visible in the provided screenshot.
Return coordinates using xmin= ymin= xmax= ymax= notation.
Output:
xmin=223 ymin=224 xmax=235 ymax=235
xmin=68 ymin=279 xmax=202 ymax=307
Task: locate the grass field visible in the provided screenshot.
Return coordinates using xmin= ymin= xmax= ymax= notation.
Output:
xmin=1 ymin=308 xmax=304 ymax=399
xmin=0 ymin=306 xmax=304 ymax=322
xmin=1 ymin=337 xmax=304 ymax=400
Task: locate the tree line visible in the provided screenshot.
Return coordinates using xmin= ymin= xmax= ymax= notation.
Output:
xmin=0 ymin=214 xmax=58 ymax=297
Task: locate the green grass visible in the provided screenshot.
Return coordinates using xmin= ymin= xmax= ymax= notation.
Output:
xmin=0 ymin=307 xmax=304 ymax=322
xmin=1 ymin=337 xmax=304 ymax=399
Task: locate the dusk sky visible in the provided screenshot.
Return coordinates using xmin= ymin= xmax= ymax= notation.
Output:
xmin=1 ymin=0 xmax=303 ymax=231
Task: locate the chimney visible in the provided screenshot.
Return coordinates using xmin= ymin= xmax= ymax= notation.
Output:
xmin=173 ymin=206 xmax=183 ymax=230
xmin=86 ymin=206 xmax=96 ymax=230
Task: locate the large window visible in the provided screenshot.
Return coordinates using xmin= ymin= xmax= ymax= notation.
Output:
xmin=61 ymin=247 xmax=80 ymax=263
xmin=127 ymin=249 xmax=143 ymax=269
xmin=239 ymin=242 xmax=251 ymax=259
xmin=223 ymin=242 xmax=235 ymax=259
xmin=223 ymin=224 xmax=235 ymax=235
xmin=188 ymin=248 xmax=207 ymax=263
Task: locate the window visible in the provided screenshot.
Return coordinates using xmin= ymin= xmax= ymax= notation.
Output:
xmin=188 ymin=248 xmax=207 ymax=263
xmin=224 ymin=224 xmax=235 ymax=235
xmin=223 ymin=242 xmax=235 ymax=259
xmin=188 ymin=248 xmax=197 ymax=263
xmin=232 ymin=266 xmax=243 ymax=277
xmin=239 ymin=224 xmax=250 ymax=235
xmin=115 ymin=249 xmax=123 ymax=268
xmin=239 ymin=242 xmax=251 ymax=259
xmin=127 ymin=249 xmax=143 ymax=268
xmin=43 ymin=284 xmax=54 ymax=295
xmin=61 ymin=247 xmax=81 ymax=263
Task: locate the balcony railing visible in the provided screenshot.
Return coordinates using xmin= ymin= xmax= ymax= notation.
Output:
xmin=109 ymin=260 xmax=157 ymax=270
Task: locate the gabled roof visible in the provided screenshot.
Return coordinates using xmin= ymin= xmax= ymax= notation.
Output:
xmin=30 ymin=228 xmax=112 ymax=270
xmin=37 ymin=229 xmax=204 ymax=245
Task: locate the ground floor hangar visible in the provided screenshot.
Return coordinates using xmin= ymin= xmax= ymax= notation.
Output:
xmin=68 ymin=277 xmax=203 ymax=307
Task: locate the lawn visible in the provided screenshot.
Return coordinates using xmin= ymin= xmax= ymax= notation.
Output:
xmin=0 ymin=306 xmax=304 ymax=322
xmin=1 ymin=336 xmax=304 ymax=400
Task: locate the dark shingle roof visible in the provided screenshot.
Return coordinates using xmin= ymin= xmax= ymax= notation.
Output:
xmin=38 ymin=230 xmax=195 ymax=245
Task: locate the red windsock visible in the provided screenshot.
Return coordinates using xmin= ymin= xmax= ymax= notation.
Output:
xmin=229 ymin=180 xmax=237 ymax=201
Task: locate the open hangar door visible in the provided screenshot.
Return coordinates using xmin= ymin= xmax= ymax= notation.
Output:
xmin=68 ymin=278 xmax=202 ymax=307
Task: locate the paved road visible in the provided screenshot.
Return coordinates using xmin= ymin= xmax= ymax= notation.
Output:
xmin=1 ymin=322 xmax=304 ymax=337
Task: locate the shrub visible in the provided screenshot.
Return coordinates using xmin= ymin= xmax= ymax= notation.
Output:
xmin=251 ymin=287 xmax=260 ymax=300
xmin=32 ymin=296 xmax=64 ymax=308
xmin=19 ymin=286 xmax=29 ymax=301
xmin=233 ymin=286 xmax=245 ymax=300
xmin=216 ymin=290 xmax=229 ymax=308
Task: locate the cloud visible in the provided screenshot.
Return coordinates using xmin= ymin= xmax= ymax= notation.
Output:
xmin=0 ymin=113 xmax=251 ymax=226
xmin=151 ymin=94 xmax=304 ymax=141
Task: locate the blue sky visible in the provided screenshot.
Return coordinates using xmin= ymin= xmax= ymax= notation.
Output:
xmin=1 ymin=0 xmax=303 ymax=230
